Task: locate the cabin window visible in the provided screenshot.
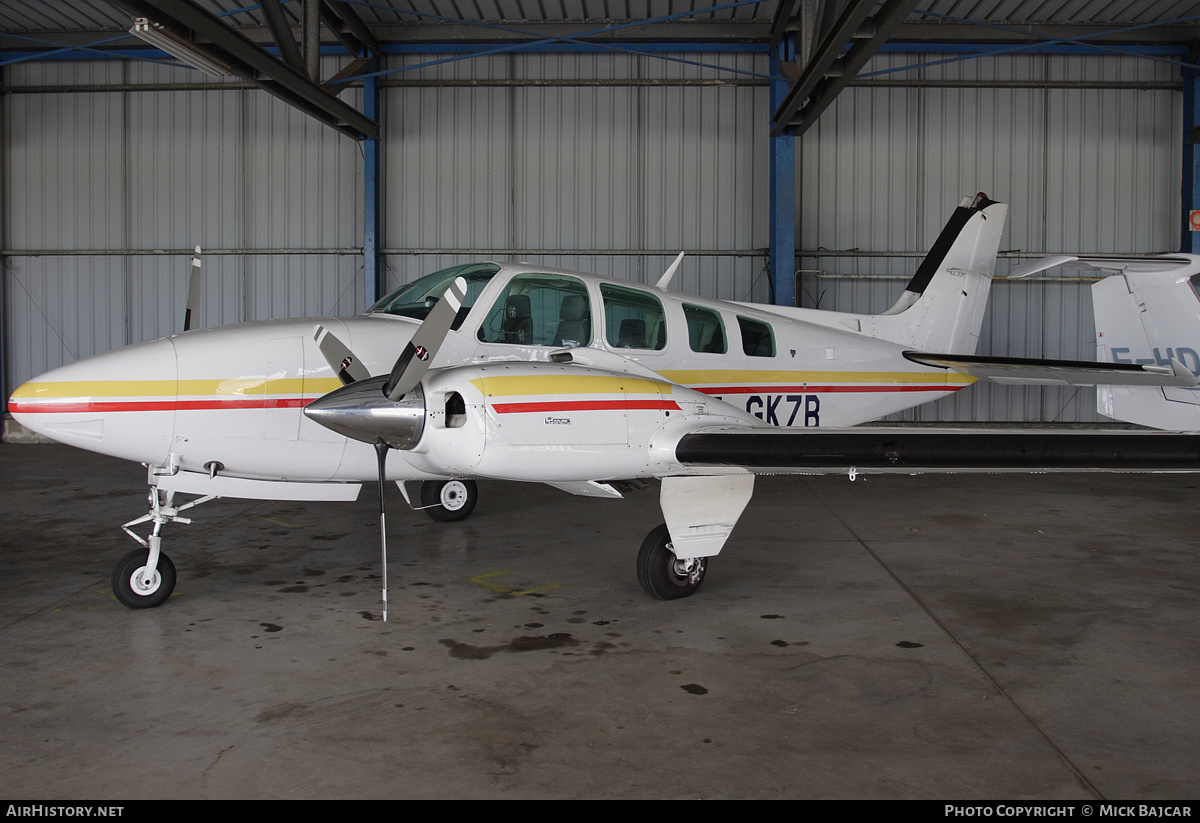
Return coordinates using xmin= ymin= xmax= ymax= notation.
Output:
xmin=738 ymin=316 xmax=775 ymax=357
xmin=600 ymin=284 xmax=667 ymax=351
xmin=683 ymin=304 xmax=726 ymax=354
xmin=369 ymin=263 xmax=498 ymax=330
xmin=477 ymin=274 xmax=592 ymax=347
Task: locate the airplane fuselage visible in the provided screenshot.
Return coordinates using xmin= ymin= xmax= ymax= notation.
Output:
xmin=9 ymin=262 xmax=976 ymax=485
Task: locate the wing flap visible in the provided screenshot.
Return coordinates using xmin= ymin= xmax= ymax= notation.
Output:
xmin=903 ymin=351 xmax=1197 ymax=388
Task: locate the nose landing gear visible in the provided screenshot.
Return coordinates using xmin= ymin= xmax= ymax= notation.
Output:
xmin=112 ymin=484 xmax=215 ymax=609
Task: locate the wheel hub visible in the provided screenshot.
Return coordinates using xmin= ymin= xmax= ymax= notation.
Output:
xmin=130 ymin=566 xmax=161 ymax=596
xmin=440 ymin=480 xmax=468 ymax=511
xmin=669 ymin=551 xmax=705 ymax=587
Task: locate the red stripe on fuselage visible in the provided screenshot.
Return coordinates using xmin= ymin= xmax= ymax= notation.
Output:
xmin=9 ymin=398 xmax=313 ymax=413
xmin=491 ymin=399 xmax=680 ymax=414
xmin=695 ymin=385 xmax=968 ymax=395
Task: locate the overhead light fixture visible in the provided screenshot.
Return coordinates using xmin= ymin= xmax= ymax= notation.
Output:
xmin=128 ymin=17 xmax=235 ymax=78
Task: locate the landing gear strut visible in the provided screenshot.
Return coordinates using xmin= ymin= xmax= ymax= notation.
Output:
xmin=112 ymin=484 xmax=214 ymax=609
xmin=636 ymin=523 xmax=707 ymax=600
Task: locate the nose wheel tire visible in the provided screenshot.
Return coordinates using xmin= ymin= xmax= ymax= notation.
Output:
xmin=420 ymin=479 xmax=478 ymax=522
xmin=636 ymin=523 xmax=707 ymax=600
xmin=111 ymin=548 xmax=177 ymax=609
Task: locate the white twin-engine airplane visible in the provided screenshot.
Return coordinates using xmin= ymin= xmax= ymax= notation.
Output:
xmin=10 ymin=193 xmax=1200 ymax=615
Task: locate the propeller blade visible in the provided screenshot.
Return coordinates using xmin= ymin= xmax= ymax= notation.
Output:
xmin=383 ymin=276 xmax=468 ymax=401
xmin=183 ymin=246 xmax=202 ymax=331
xmin=314 ymin=325 xmax=371 ymax=386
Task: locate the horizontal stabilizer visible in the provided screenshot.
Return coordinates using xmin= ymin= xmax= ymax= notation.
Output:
xmin=1007 ymin=255 xmax=1078 ymax=279
xmin=903 ymin=351 xmax=1197 ymax=388
xmin=1007 ymin=254 xmax=1200 ymax=278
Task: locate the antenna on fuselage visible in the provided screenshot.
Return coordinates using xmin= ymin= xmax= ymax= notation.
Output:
xmin=656 ymin=252 xmax=685 ymax=291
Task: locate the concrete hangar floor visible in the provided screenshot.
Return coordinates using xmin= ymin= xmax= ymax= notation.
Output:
xmin=1 ymin=442 xmax=1197 ymax=799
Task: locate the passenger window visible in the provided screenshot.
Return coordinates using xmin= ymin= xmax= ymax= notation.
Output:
xmin=738 ymin=316 xmax=775 ymax=357
xmin=601 ymin=284 xmax=667 ymax=351
xmin=477 ymin=274 xmax=591 ymax=347
xmin=683 ymin=304 xmax=726 ymax=354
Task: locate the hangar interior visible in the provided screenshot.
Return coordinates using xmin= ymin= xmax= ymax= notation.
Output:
xmin=2 ymin=0 xmax=1200 ymax=800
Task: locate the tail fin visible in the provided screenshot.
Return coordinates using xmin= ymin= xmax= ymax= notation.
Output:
xmin=767 ymin=193 xmax=1007 ymax=355
xmin=873 ymin=193 xmax=1007 ymax=352
xmin=1092 ymin=255 xmax=1200 ymax=430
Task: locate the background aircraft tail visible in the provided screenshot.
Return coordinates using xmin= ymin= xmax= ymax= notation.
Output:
xmin=1092 ymin=255 xmax=1200 ymax=430
xmin=766 ymin=193 xmax=1007 ymax=354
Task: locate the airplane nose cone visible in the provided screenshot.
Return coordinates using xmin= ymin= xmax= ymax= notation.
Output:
xmin=8 ymin=337 xmax=178 ymax=465
xmin=304 ymin=376 xmax=426 ymax=449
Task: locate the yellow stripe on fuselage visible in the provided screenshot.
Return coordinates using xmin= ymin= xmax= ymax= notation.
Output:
xmin=470 ymin=374 xmax=668 ymax=397
xmin=11 ymin=377 xmax=344 ymax=399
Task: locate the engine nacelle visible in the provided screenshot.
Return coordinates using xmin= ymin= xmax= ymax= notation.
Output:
xmin=306 ymin=361 xmax=761 ymax=483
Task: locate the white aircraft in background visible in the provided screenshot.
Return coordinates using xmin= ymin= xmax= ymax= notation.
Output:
xmin=1004 ymin=253 xmax=1200 ymax=431
xmin=9 ymin=193 xmax=1200 ymax=616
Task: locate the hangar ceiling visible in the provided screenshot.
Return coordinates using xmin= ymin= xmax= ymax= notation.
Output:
xmin=0 ymin=1 xmax=1196 ymax=140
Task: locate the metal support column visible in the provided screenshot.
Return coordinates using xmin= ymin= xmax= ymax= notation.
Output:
xmin=364 ymin=64 xmax=382 ymax=307
xmin=769 ymin=35 xmax=796 ymax=306
xmin=1183 ymin=47 xmax=1199 ymax=253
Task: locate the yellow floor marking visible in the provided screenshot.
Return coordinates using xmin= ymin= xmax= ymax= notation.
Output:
xmin=263 ymin=516 xmax=318 ymax=528
xmin=469 ymin=570 xmax=562 ymax=595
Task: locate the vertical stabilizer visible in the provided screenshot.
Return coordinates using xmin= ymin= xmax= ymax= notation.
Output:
xmin=873 ymin=193 xmax=1007 ymax=353
xmin=1093 ymin=256 xmax=1200 ymax=430
xmin=760 ymin=193 xmax=1007 ymax=355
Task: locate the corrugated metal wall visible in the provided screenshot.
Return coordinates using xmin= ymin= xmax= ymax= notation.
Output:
xmin=2 ymin=48 xmax=1185 ymax=425
xmin=380 ymin=51 xmax=769 ymax=299
xmin=797 ymin=52 xmax=1182 ymax=422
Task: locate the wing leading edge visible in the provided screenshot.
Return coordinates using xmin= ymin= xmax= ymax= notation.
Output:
xmin=674 ymin=427 xmax=1200 ymax=474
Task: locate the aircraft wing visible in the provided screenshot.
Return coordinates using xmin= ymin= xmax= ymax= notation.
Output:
xmin=903 ymin=351 xmax=1197 ymax=387
xmin=673 ymin=426 xmax=1200 ymax=475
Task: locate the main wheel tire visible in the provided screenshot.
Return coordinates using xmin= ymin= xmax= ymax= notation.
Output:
xmin=636 ymin=523 xmax=707 ymax=600
xmin=111 ymin=548 xmax=177 ymax=609
xmin=420 ymin=479 xmax=478 ymax=522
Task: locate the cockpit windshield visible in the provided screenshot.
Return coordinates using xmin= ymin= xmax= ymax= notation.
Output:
xmin=368 ymin=263 xmax=499 ymax=329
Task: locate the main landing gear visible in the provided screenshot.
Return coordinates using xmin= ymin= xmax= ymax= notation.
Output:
xmin=636 ymin=523 xmax=707 ymax=600
xmin=419 ymin=478 xmax=478 ymax=522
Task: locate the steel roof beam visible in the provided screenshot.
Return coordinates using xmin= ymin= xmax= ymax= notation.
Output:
xmin=772 ymin=0 xmax=924 ymax=137
xmin=259 ymin=0 xmax=304 ymax=74
xmin=323 ymin=0 xmax=379 ymax=56
xmin=106 ymin=0 xmax=378 ymax=139
xmin=769 ymin=0 xmax=879 ymax=136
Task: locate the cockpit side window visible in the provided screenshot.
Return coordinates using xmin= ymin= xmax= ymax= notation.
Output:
xmin=737 ymin=315 xmax=775 ymax=357
xmin=1191 ymin=274 xmax=1200 ymax=302
xmin=601 ymin=284 xmax=667 ymax=351
xmin=683 ymin=303 xmax=726 ymax=354
xmin=369 ymin=263 xmax=499 ymax=330
xmin=477 ymin=274 xmax=592 ymax=347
